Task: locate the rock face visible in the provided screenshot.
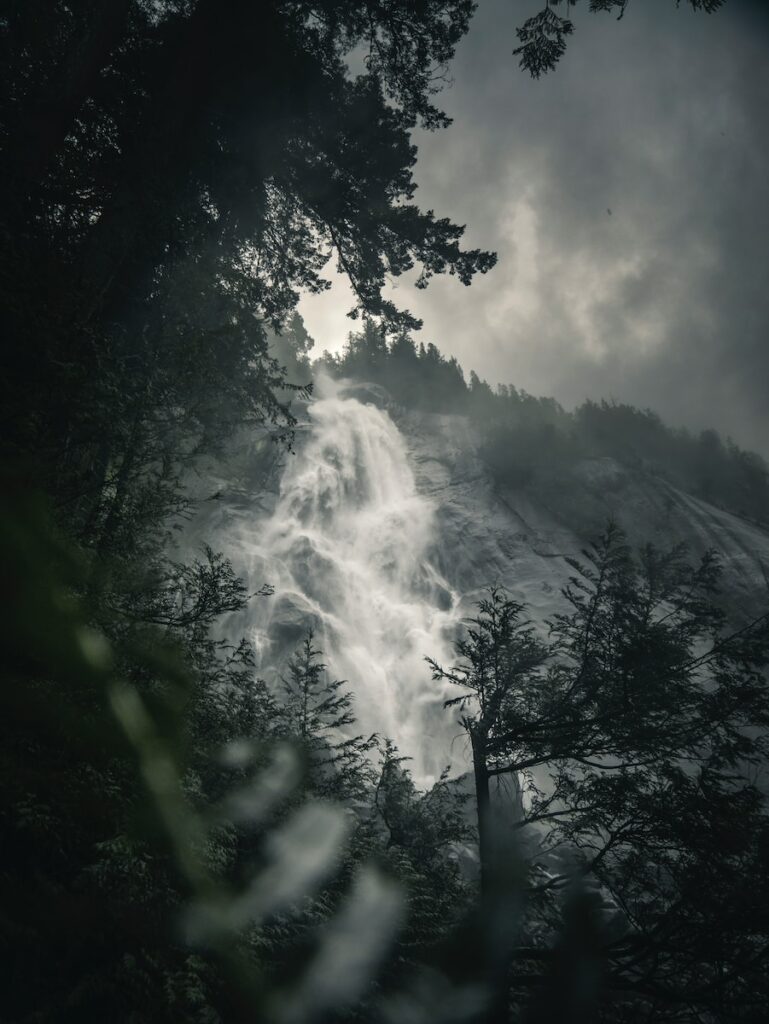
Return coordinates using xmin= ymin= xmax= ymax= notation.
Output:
xmin=186 ymin=380 xmax=769 ymax=790
xmin=395 ymin=405 xmax=769 ymax=623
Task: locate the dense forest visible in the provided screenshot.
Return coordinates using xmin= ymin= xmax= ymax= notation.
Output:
xmin=2 ymin=2 xmax=768 ymax=1023
xmin=321 ymin=321 xmax=769 ymax=525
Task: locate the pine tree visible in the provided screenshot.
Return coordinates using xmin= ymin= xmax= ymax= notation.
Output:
xmin=430 ymin=523 xmax=769 ymax=1020
xmin=281 ymin=632 xmax=377 ymax=803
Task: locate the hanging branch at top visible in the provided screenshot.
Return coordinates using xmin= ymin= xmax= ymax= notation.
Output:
xmin=515 ymin=0 xmax=726 ymax=78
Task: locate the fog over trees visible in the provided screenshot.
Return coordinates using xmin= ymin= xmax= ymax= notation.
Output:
xmin=2 ymin=3 xmax=768 ymax=1023
xmin=324 ymin=323 xmax=769 ymax=524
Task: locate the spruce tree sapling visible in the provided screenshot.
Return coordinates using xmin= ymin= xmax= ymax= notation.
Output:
xmin=281 ymin=632 xmax=377 ymax=803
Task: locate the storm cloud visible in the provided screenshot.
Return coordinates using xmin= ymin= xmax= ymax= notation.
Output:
xmin=299 ymin=0 xmax=769 ymax=454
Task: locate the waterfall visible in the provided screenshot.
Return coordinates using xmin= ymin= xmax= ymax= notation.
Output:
xmin=235 ymin=376 xmax=465 ymax=787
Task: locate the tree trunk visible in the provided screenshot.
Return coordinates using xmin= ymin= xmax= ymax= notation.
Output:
xmin=471 ymin=726 xmax=492 ymax=898
xmin=471 ymin=726 xmax=516 ymax=1023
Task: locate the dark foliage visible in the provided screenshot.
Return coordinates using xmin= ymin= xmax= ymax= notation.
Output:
xmin=1 ymin=3 xmax=494 ymax=1018
xmin=1 ymin=0 xmax=497 ymax=559
xmin=513 ymin=6 xmax=575 ymax=80
xmin=513 ymin=1 xmax=725 ymax=78
xmin=0 ymin=485 xmax=474 ymax=1021
xmin=430 ymin=524 xmax=769 ymax=1022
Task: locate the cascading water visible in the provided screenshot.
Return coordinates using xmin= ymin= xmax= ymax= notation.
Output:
xmin=235 ymin=376 xmax=466 ymax=787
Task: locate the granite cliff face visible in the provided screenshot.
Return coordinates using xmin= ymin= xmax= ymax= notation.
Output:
xmin=188 ymin=378 xmax=769 ymax=786
xmin=397 ymin=402 xmax=769 ymax=624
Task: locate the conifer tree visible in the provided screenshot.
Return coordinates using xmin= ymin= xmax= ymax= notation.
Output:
xmin=281 ymin=632 xmax=377 ymax=802
xmin=430 ymin=523 xmax=769 ymax=1020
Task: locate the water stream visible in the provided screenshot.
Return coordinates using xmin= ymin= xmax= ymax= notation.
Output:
xmin=234 ymin=377 xmax=466 ymax=786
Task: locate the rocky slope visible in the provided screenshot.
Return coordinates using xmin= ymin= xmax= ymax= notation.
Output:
xmin=396 ymin=402 xmax=769 ymax=623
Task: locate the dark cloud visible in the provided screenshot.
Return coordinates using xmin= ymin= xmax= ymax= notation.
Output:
xmin=300 ymin=0 xmax=769 ymax=453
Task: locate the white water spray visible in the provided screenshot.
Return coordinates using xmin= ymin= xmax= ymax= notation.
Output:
xmin=236 ymin=377 xmax=465 ymax=786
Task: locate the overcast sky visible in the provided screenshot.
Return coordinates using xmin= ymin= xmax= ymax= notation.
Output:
xmin=299 ymin=0 xmax=769 ymax=454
